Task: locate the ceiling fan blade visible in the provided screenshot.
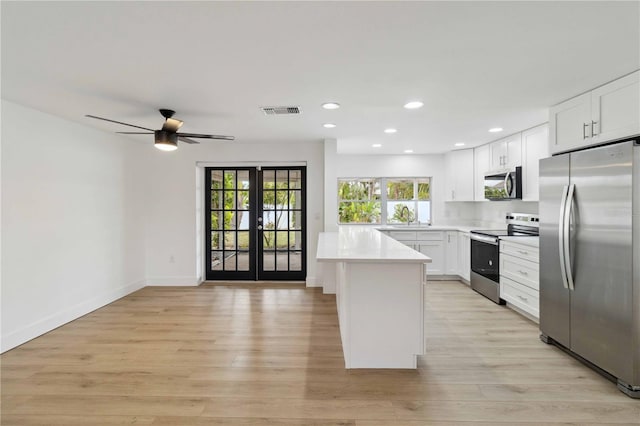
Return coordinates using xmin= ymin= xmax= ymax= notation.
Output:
xmin=178 ymin=136 xmax=200 ymax=145
xmin=177 ymin=132 xmax=235 ymax=141
xmin=162 ymin=117 xmax=183 ymax=132
xmin=85 ymin=115 xmax=155 ymax=131
xmin=116 ymin=131 xmax=154 ymax=134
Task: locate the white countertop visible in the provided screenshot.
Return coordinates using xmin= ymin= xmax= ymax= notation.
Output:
xmin=317 ymin=226 xmax=432 ymax=263
xmin=500 ymin=236 xmax=540 ymax=248
xmin=376 ymin=225 xmax=477 ymax=233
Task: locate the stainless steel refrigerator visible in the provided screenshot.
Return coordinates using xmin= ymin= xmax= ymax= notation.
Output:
xmin=539 ymin=139 xmax=639 ymax=398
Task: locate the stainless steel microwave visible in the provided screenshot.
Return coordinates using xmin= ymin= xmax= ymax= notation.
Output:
xmin=484 ymin=167 xmax=522 ymax=200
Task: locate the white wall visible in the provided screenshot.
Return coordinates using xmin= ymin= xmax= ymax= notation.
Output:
xmin=1 ymin=100 xmax=147 ymax=352
xmin=325 ymin=142 xmax=447 ymax=227
xmin=143 ymin=140 xmax=324 ymax=286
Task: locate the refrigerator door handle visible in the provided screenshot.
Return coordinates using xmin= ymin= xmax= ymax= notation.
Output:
xmin=563 ymin=184 xmax=576 ymax=291
xmin=558 ymin=185 xmax=570 ymax=289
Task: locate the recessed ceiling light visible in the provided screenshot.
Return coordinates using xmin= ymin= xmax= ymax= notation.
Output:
xmin=489 ymin=127 xmax=503 ymax=133
xmin=322 ymin=102 xmax=340 ymax=110
xmin=323 ymin=123 xmax=336 ymax=128
xmin=404 ymin=149 xmax=414 ymax=154
xmin=372 ymin=144 xmax=382 ymax=148
xmin=384 ymin=128 xmax=397 ymax=134
xmin=403 ymin=101 xmax=424 ymax=110
xmin=454 ymin=143 xmax=465 ymax=147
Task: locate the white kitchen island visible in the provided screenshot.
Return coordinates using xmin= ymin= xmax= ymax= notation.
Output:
xmin=316 ymin=226 xmax=431 ymax=369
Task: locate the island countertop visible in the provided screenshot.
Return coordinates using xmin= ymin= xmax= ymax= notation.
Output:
xmin=317 ymin=226 xmax=431 ymax=263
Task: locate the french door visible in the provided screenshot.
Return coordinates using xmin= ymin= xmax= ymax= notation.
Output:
xmin=205 ymin=166 xmax=306 ymax=281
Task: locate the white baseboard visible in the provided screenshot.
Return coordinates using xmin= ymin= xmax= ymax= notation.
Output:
xmin=305 ymin=276 xmax=320 ymax=287
xmin=145 ymin=276 xmax=200 ymax=286
xmin=1 ymin=278 xmax=146 ymax=353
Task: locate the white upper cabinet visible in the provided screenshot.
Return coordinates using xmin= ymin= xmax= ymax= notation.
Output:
xmin=521 ymin=123 xmax=550 ymax=201
xmin=444 ymin=149 xmax=474 ymax=201
xmin=473 ymin=144 xmax=490 ymax=201
xmin=549 ymin=92 xmax=591 ymax=154
xmin=489 ymin=133 xmax=522 ymax=170
xmin=591 ymin=71 xmax=640 ymax=144
xmin=550 ymin=71 xmax=640 ymax=154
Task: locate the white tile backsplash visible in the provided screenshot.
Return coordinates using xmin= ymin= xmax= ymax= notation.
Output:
xmin=442 ymin=201 xmax=538 ymax=228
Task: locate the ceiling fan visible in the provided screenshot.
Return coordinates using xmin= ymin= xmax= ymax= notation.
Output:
xmin=85 ymin=109 xmax=234 ymax=151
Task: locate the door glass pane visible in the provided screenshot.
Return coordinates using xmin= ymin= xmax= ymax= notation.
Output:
xmin=211 ymin=212 xmax=223 ymax=230
xmin=211 ymin=171 xmax=224 ymax=190
xmin=263 ymin=170 xmax=275 ymax=187
xmin=224 ymin=170 xmax=236 ymax=189
xmin=237 ymin=212 xmax=249 ymax=230
xmin=223 ymin=212 xmax=236 ymax=230
xmin=276 ymin=170 xmax=288 ymax=187
xmin=263 ymin=231 xmax=275 ymax=249
xmin=224 ymin=191 xmax=235 ymax=210
xmin=276 ymin=252 xmax=288 ymax=271
xmin=237 ymin=231 xmax=250 ymax=250
xmin=211 ymin=231 xmax=223 ymax=249
xmin=224 ymin=253 xmax=237 ymax=271
xmin=263 ymin=191 xmax=275 ymax=209
xmin=289 ymin=170 xmax=301 ymax=189
xmin=237 ymin=191 xmax=249 ymax=210
xmin=288 ymin=190 xmax=301 ymax=209
xmin=237 ymin=170 xmax=250 ymax=189
xmin=237 ymin=252 xmax=250 ymax=271
xmin=263 ymin=252 xmax=275 ymax=271
xmin=211 ymin=191 xmax=223 ymax=210
xmin=275 ymin=231 xmax=288 ymax=249
xmin=290 ymin=251 xmax=302 ymax=271
xmin=290 ymin=211 xmax=302 ymax=230
xmin=291 ymin=231 xmax=302 ymax=249
xmin=211 ymin=251 xmax=223 ymax=270
xmin=276 ymin=191 xmax=288 ymax=209
xmin=224 ymin=232 xmax=236 ymax=249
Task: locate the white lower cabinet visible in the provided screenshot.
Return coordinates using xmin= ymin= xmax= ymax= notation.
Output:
xmin=444 ymin=231 xmax=458 ymax=275
xmin=457 ymin=232 xmax=470 ymax=282
xmin=383 ymin=229 xmax=471 ymax=281
xmin=417 ymin=240 xmax=444 ymax=276
xmin=500 ymin=240 xmax=540 ymax=321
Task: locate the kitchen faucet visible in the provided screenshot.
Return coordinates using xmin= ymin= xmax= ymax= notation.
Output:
xmin=400 ymin=205 xmax=412 ymax=226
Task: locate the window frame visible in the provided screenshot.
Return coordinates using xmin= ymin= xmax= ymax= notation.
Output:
xmin=337 ymin=177 xmax=432 ymax=225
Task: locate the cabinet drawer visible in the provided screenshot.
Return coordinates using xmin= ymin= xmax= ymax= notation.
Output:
xmin=500 ymin=276 xmax=539 ymax=319
xmin=388 ymin=231 xmax=417 ymax=241
xmin=500 ymin=253 xmax=539 ymax=290
xmin=416 ymin=231 xmax=444 ymax=241
xmin=500 ymin=240 xmax=539 ymax=263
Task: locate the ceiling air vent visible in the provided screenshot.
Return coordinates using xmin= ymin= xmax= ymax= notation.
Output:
xmin=261 ymin=106 xmax=301 ymax=115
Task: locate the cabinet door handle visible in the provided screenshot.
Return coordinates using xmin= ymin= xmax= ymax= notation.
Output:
xmin=518 ymin=250 xmax=529 ymax=255
xmin=592 ymin=120 xmax=599 ymax=136
xmin=583 ymin=122 xmax=592 ymax=139
xmin=517 ymin=295 xmax=529 ymax=302
xmin=518 ymin=270 xmax=529 ymax=276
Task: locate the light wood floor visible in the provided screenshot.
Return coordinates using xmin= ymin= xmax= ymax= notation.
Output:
xmin=1 ymin=280 xmax=639 ymax=425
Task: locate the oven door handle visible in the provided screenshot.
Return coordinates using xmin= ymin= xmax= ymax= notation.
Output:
xmin=470 ymin=234 xmax=499 ymax=245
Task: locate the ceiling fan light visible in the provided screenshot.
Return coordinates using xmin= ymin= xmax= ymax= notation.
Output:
xmin=154 ymin=130 xmax=178 ymax=151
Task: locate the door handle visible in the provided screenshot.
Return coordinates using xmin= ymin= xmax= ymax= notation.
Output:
xmin=558 ymin=185 xmax=569 ymax=290
xmin=583 ymin=123 xmax=589 ymax=139
xmin=563 ymin=184 xmax=575 ymax=291
xmin=592 ymin=120 xmax=599 ymax=136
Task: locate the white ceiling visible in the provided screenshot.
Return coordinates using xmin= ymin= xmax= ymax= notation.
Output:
xmin=2 ymin=1 xmax=639 ymax=154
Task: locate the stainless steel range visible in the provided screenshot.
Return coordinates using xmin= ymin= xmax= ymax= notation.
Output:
xmin=470 ymin=213 xmax=539 ymax=304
